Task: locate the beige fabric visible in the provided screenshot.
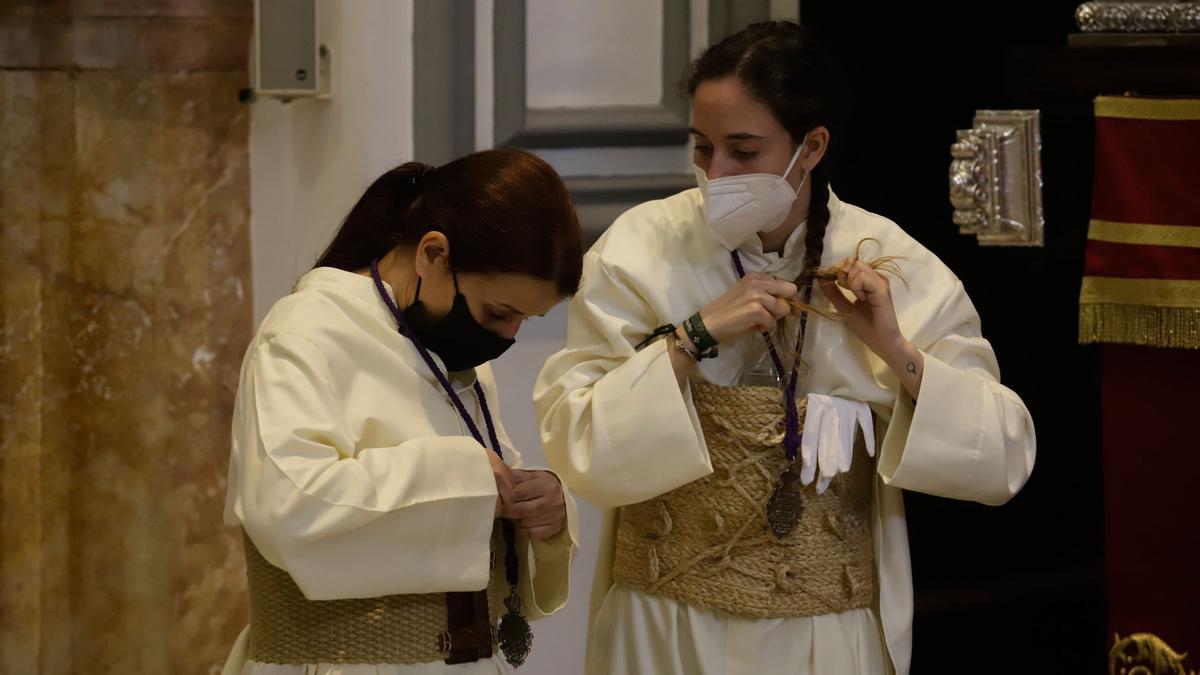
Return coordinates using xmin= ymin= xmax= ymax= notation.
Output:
xmin=588 ymin=584 xmax=892 ymax=675
xmin=612 ymin=381 xmax=875 ymax=618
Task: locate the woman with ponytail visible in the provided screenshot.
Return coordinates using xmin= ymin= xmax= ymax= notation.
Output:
xmin=535 ymin=22 xmax=1035 ymax=675
xmin=222 ymin=149 xmax=583 ymax=674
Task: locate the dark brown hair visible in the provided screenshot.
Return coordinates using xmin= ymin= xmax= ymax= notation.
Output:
xmin=685 ymin=21 xmax=845 ymax=293
xmin=315 ymin=148 xmax=583 ymax=295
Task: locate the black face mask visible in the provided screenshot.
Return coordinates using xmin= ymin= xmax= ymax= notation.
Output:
xmin=402 ymin=275 xmax=516 ymax=372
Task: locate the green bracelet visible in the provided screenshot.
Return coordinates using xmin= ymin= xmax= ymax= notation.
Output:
xmin=683 ymin=313 xmax=719 ymax=359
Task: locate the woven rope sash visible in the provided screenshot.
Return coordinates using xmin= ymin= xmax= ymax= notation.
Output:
xmin=243 ymin=531 xmax=503 ymax=665
xmin=613 ymin=381 xmax=877 ymax=618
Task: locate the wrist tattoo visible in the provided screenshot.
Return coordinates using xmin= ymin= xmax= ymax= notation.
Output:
xmin=906 ymin=361 xmax=918 ymax=376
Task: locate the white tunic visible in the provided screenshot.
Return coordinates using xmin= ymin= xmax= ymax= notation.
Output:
xmin=222 ymin=268 xmax=579 ymax=675
xmin=533 ymin=188 xmax=1035 ymax=675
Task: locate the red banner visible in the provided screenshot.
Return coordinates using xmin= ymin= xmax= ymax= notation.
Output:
xmin=1079 ymin=97 xmax=1200 ymax=349
xmin=1086 ymin=96 xmax=1200 ymax=666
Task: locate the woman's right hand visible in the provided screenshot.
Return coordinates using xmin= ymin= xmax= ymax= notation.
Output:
xmin=487 ymin=449 xmax=516 ymax=518
xmin=699 ymin=272 xmax=797 ymax=344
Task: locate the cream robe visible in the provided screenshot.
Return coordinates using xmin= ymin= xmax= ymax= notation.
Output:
xmin=221 ymin=268 xmax=579 ymax=675
xmin=533 ymin=188 xmax=1036 ymax=675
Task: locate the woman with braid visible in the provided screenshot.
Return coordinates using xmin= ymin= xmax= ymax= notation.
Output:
xmin=534 ymin=22 xmax=1035 ymax=675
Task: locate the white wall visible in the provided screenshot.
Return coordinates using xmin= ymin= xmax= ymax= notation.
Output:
xmin=476 ymin=0 xmax=708 ymax=178
xmin=249 ymin=0 xmax=414 ymax=326
xmin=526 ymin=0 xmax=663 ymax=107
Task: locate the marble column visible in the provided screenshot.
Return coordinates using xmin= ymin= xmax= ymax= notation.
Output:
xmin=0 ymin=2 xmax=253 ymax=673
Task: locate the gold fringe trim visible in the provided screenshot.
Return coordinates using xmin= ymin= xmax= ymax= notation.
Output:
xmin=1080 ymin=277 xmax=1200 ymax=308
xmin=1079 ymin=303 xmax=1200 ymax=349
xmin=1095 ymin=96 xmax=1200 ymax=121
xmin=1088 ymin=220 xmax=1200 ymax=249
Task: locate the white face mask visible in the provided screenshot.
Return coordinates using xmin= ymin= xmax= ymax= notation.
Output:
xmin=693 ymin=141 xmax=808 ymax=250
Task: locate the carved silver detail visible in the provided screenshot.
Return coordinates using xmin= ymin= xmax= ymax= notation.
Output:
xmin=1076 ymin=2 xmax=1200 ymax=33
xmin=949 ymin=110 xmax=1044 ymax=247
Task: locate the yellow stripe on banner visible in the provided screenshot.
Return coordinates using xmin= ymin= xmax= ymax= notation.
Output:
xmin=1095 ymin=96 xmax=1200 ymax=121
xmin=1080 ymin=277 xmax=1200 ymax=309
xmin=1088 ymin=220 xmax=1200 ymax=249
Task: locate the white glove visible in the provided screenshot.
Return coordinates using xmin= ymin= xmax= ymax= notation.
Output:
xmin=798 ymin=394 xmax=876 ymax=494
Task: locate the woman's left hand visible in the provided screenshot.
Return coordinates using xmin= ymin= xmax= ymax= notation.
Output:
xmin=818 ymin=256 xmax=902 ymax=355
xmin=503 ymin=470 xmax=567 ymax=541
xmin=819 ymin=256 xmax=925 ymax=398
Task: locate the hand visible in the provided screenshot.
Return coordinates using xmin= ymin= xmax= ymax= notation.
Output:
xmin=502 ymin=470 xmax=567 ymax=541
xmin=486 ymin=450 xmax=516 ymax=518
xmin=699 ymin=273 xmax=797 ymax=344
xmin=818 ymin=256 xmax=903 ymax=357
xmin=819 ymin=256 xmax=924 ymax=398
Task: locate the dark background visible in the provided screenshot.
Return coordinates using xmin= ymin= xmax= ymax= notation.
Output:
xmin=799 ymin=2 xmax=1200 ymax=671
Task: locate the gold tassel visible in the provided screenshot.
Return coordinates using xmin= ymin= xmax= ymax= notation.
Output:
xmin=1079 ymin=303 xmax=1200 ymax=349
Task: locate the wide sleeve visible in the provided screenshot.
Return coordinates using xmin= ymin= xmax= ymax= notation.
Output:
xmin=229 ymin=333 xmax=499 ymax=600
xmin=876 ymin=280 xmax=1036 ymax=506
xmin=474 ymin=365 xmax=578 ymax=620
xmin=533 ymin=251 xmax=711 ymax=509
